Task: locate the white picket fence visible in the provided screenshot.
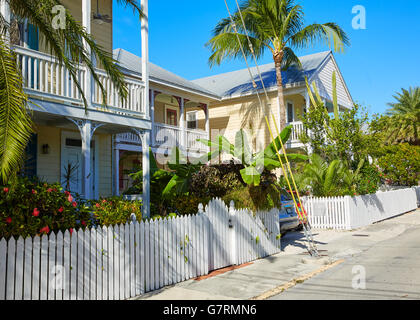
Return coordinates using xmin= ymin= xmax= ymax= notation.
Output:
xmin=302 ymin=188 xmax=418 ymax=230
xmin=0 ymin=198 xmax=280 ymax=300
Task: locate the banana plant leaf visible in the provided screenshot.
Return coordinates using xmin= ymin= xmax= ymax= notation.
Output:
xmin=240 ymin=166 xmax=261 ymax=186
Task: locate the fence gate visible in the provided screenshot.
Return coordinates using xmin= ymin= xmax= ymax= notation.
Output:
xmin=204 ymin=199 xmax=233 ymax=271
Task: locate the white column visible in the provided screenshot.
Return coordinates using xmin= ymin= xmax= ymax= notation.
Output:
xmin=150 ymin=89 xmax=155 ymax=145
xmin=205 ymin=104 xmax=210 ymax=141
xmin=141 ymin=131 xmax=150 ymax=219
xmin=81 ymin=120 xmax=93 ymax=199
xmin=82 ymin=0 xmax=92 ymax=105
xmin=114 ymin=147 xmax=120 ymax=196
xmin=141 ymin=0 xmax=150 ymax=119
xmin=179 ymin=97 xmax=186 ymax=150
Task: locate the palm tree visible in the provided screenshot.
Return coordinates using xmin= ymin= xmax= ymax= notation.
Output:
xmin=386 ymin=87 xmax=420 ymax=145
xmin=207 ymin=0 xmax=349 ymax=130
xmin=0 ymin=0 xmax=143 ymax=183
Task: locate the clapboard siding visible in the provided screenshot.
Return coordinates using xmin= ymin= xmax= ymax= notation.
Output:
xmin=313 ymin=56 xmax=352 ymax=108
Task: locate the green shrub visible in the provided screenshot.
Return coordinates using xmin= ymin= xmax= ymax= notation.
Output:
xmin=168 ymin=195 xmax=210 ymax=216
xmin=0 ymin=178 xmax=91 ymax=239
xmin=89 ymin=196 xmax=142 ymax=227
xmin=189 ymin=162 xmax=244 ymax=198
xmin=355 ymin=164 xmax=381 ymax=195
xmin=377 ymin=143 xmax=420 ymax=186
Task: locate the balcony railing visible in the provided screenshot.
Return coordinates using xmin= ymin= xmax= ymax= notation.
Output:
xmin=14 ymin=46 xmax=146 ymax=118
xmin=116 ymin=123 xmax=209 ymax=152
xmin=288 ymin=121 xmax=305 ymax=143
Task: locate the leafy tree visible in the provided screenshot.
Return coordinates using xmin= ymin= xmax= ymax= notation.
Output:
xmin=300 ymin=73 xmax=370 ymax=166
xmin=0 ymin=0 xmax=143 ymax=183
xmin=207 ymin=0 xmax=349 ymax=130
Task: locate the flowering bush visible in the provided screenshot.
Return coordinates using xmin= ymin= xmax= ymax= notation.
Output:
xmin=355 ymin=164 xmax=381 ymax=195
xmin=89 ymin=197 xmax=142 ymax=226
xmin=0 ymin=178 xmax=91 ymax=239
xmin=0 ymin=178 xmax=143 ymax=239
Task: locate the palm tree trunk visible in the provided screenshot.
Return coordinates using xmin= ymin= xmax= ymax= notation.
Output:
xmin=273 ymin=51 xmax=286 ymax=131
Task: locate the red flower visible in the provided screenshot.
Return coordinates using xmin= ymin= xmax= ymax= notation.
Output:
xmin=102 ymin=199 xmax=107 ymax=204
xmin=47 ymin=188 xmax=53 ymax=193
xmin=3 ymin=187 xmax=9 ymax=193
xmin=39 ymin=226 xmax=50 ymax=234
xmin=32 ymin=208 xmax=40 ymax=217
xmin=81 ymin=220 xmax=86 ymax=226
xmin=95 ymin=203 xmax=100 ymax=208
xmin=31 ymin=189 xmax=37 ymax=194
xmin=72 ymin=201 xmax=77 ymax=208
xmin=58 ymin=207 xmax=64 ymax=213
xmin=67 ymin=194 xmax=73 ymax=203
xmin=69 ymin=228 xmax=74 ymax=235
xmin=5 ymin=217 xmax=12 ymax=224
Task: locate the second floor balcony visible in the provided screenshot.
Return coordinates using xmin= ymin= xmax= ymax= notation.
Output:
xmin=15 ymin=46 xmax=147 ymax=119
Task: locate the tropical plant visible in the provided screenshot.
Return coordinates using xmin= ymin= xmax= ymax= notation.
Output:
xmin=207 ymin=0 xmax=349 ymax=130
xmin=0 ymin=0 xmax=143 ymax=183
xmin=297 ymin=154 xmax=358 ymax=197
xmin=385 ymin=87 xmax=420 ymax=145
xmin=200 ymin=125 xmax=308 ymax=186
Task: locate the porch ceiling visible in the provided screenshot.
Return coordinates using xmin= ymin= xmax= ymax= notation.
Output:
xmin=29 ymin=98 xmax=152 ymax=134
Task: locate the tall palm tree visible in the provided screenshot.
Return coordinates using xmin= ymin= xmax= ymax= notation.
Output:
xmin=0 ymin=0 xmax=143 ymax=183
xmin=207 ymin=0 xmax=349 ymax=130
xmin=386 ymin=87 xmax=420 ymax=145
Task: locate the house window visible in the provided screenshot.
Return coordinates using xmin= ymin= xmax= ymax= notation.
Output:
xmin=287 ymin=102 xmax=294 ymax=123
xmin=166 ymin=108 xmax=178 ymax=126
xmin=187 ymin=111 xmax=198 ymax=129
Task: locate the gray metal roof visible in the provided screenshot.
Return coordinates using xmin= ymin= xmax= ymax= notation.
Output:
xmin=113 ymin=48 xmax=221 ymax=99
xmin=192 ymin=51 xmax=331 ymax=98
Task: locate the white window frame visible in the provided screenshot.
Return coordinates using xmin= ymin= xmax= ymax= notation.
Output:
xmin=186 ymin=111 xmax=198 ymax=130
xmin=286 ymin=100 xmax=294 ymax=123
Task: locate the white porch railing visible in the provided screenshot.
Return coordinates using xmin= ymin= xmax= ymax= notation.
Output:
xmin=14 ymin=46 xmax=145 ymax=118
xmin=116 ymin=123 xmax=208 ymax=152
xmin=15 ymin=46 xmax=86 ymax=104
xmin=288 ymin=121 xmax=305 ymax=143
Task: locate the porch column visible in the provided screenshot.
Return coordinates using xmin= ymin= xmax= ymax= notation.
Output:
xmin=68 ymin=118 xmax=104 ymax=199
xmin=133 ymin=129 xmax=151 ymax=218
xmin=114 ymin=146 xmax=120 ymax=196
xmin=150 ymin=89 xmax=155 ymax=146
xmin=0 ymin=1 xmax=10 ymax=39
xmin=204 ymin=104 xmax=210 ymax=142
xmin=82 ymin=0 xmax=92 ymax=105
xmin=141 ymin=0 xmax=150 ymax=119
xmin=179 ymin=97 xmax=186 ymax=151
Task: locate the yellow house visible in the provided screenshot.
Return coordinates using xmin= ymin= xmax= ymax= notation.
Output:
xmin=192 ymin=51 xmax=354 ymax=154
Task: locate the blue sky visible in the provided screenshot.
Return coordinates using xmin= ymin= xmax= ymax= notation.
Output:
xmin=113 ymin=0 xmax=420 ymax=115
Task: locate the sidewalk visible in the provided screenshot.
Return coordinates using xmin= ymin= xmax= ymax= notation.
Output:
xmin=133 ymin=209 xmax=420 ymax=300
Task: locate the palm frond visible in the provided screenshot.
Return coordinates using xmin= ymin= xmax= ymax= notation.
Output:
xmin=0 ymin=36 xmax=33 ymax=183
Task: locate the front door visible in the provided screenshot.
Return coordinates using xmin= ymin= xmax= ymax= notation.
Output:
xmin=61 ymin=132 xmax=96 ymax=198
xmin=166 ymin=108 xmax=178 ymax=126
